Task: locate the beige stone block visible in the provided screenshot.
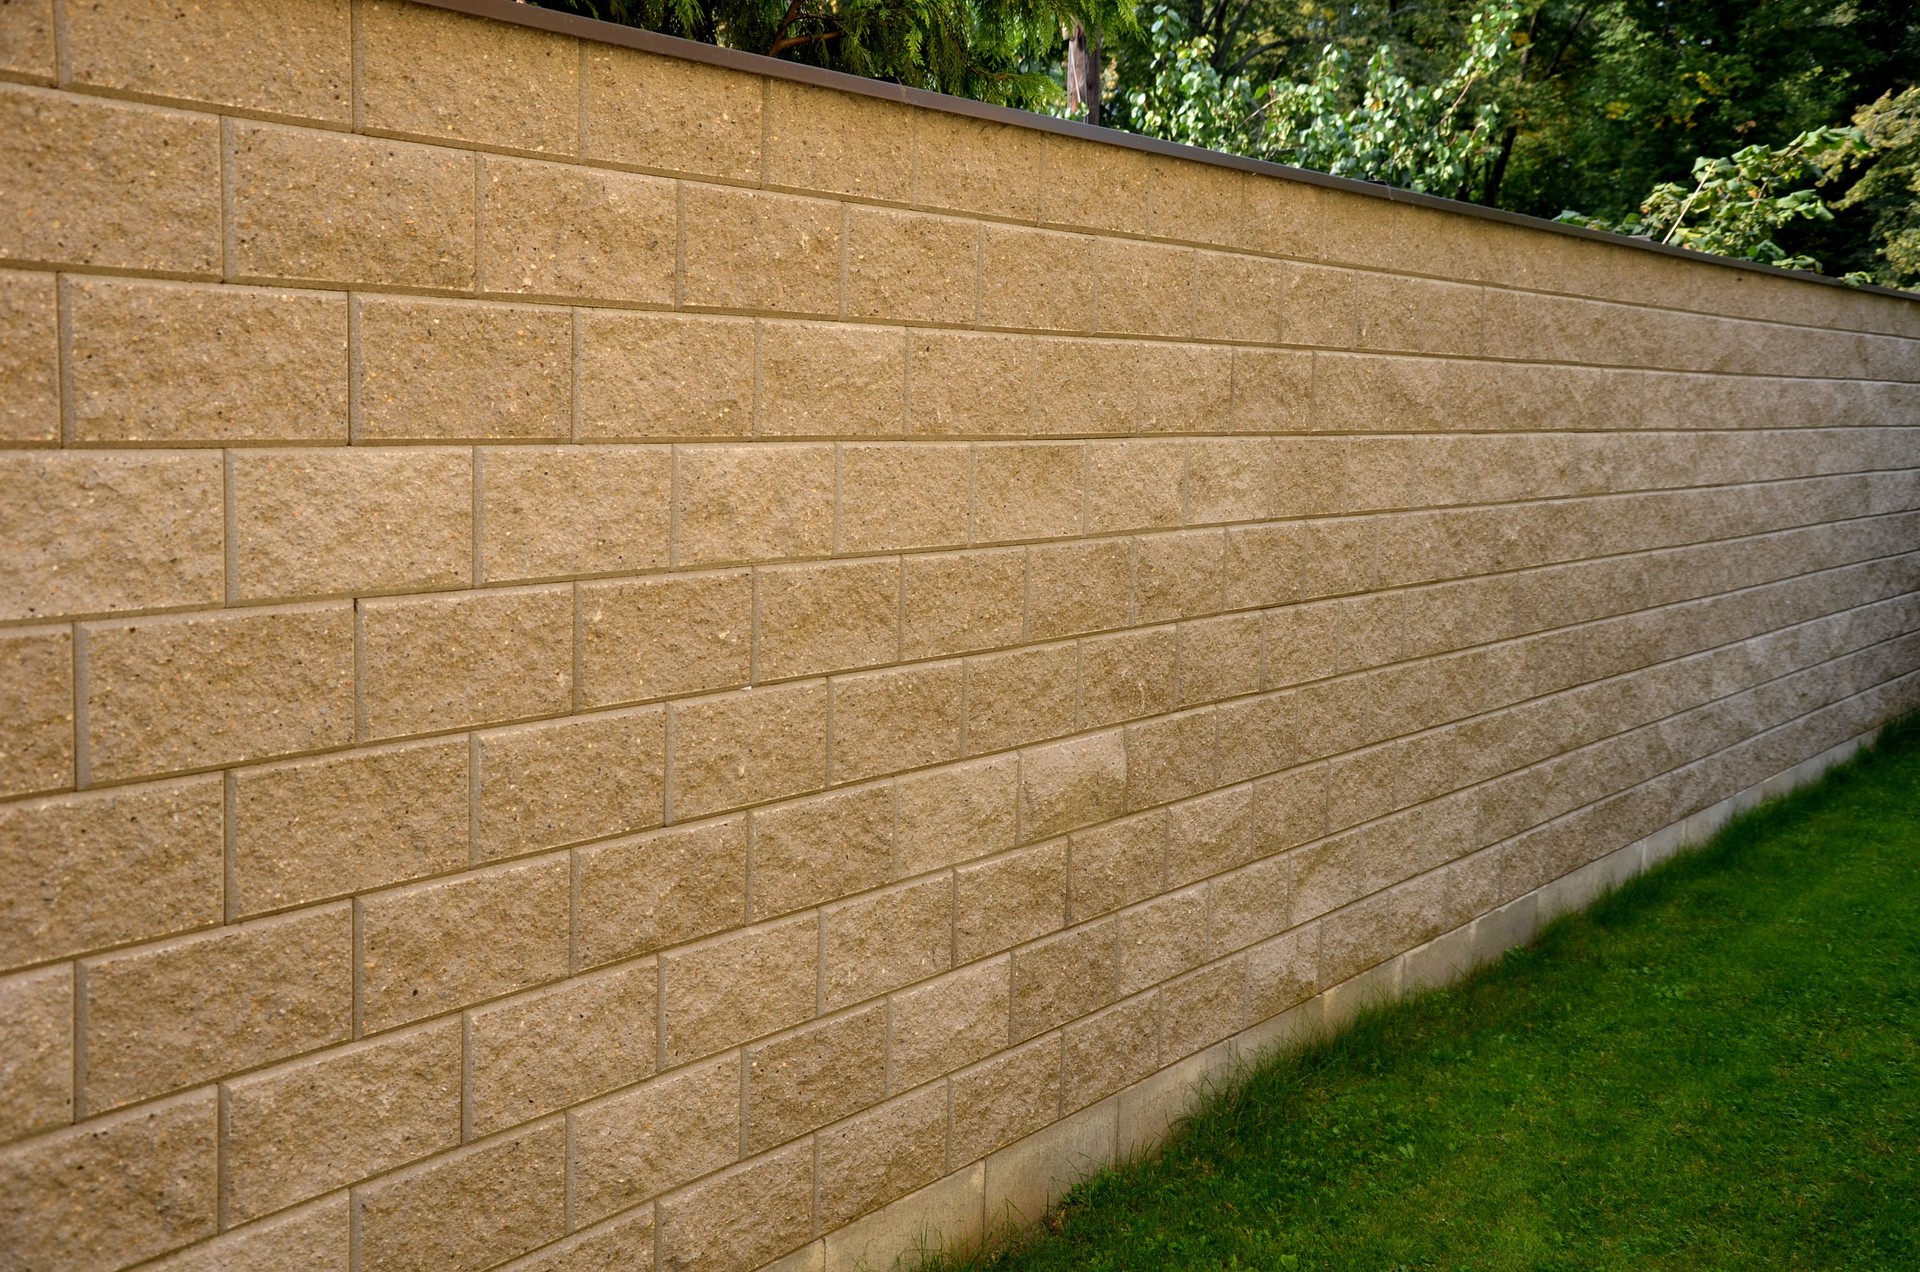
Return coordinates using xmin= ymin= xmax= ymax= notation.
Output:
xmin=1087 ymin=440 xmax=1185 ymax=534
xmin=67 ymin=0 xmax=349 ymax=120
xmin=145 ymin=1196 xmax=349 ymax=1272
xmin=360 ymin=588 xmax=573 ymax=739
xmin=676 ymin=443 xmax=835 ymax=565
xmin=580 ymin=571 xmax=753 ymax=708
xmin=888 ymin=957 xmax=1009 ymax=1090
xmin=767 ymin=80 xmax=913 ymax=201
xmin=356 ymin=1120 xmax=566 ymax=1272
xmin=1288 ymin=831 xmax=1362 ymax=925
xmin=232 ymin=447 xmax=470 ymax=600
xmin=575 ymin=816 xmax=747 ymax=968
xmin=1035 ymin=337 xmax=1139 ymax=434
xmin=847 ymin=207 xmax=979 ymax=324
xmin=358 ymin=856 xmax=570 ymax=1032
xmin=359 ymin=0 xmax=576 ymax=152
xmin=230 ymin=123 xmax=473 ymax=288
xmin=1093 ymin=238 xmax=1193 ymax=338
xmin=1028 ymin=539 xmax=1132 ymax=640
xmin=1040 ymin=135 xmax=1150 ymax=235
xmin=823 ymin=876 xmax=952 ymax=1009
xmin=1118 ymin=887 xmax=1208 ymax=993
xmin=1192 ymin=251 xmax=1286 ymax=344
xmin=980 ymin=225 xmax=1096 ymax=333
xmin=657 ymin=1142 xmax=814 ymax=1272
xmin=83 ymin=905 xmax=350 ymax=1111
xmin=586 ymin=45 xmax=760 ymax=179
xmin=1223 ymin=524 xmax=1305 ymax=610
xmin=480 ymin=446 xmax=670 ymax=582
xmin=670 ymin=681 xmax=828 ymax=819
xmin=917 ymin=110 xmax=1042 ymax=219
xmin=1136 ymin=342 xmax=1233 ymax=435
xmin=682 ymin=184 xmax=841 ymax=315
xmin=0 ymin=451 xmax=221 ymax=623
xmin=965 ymin=643 xmax=1078 ymax=755
xmin=1062 ymin=994 xmax=1159 ymax=1111
xmin=570 ymin=1055 xmax=741 ymax=1225
xmin=751 ymin=783 xmax=893 ymax=918
xmin=505 ymin=1207 xmax=656 ymax=1272
xmin=1184 ymin=437 xmax=1275 ymax=524
xmin=906 ymin=330 xmax=1035 ymax=435
xmin=67 ymin=278 xmax=347 ymax=444
xmin=356 ymin=297 xmax=570 ymax=441
xmin=838 ymin=443 xmax=969 ymax=552
xmin=831 ymin=662 xmax=964 ymax=783
xmin=1020 ymin=731 xmax=1127 ymax=841
xmin=1281 ymin=263 xmax=1357 ymax=347
xmin=1345 ymin=435 xmax=1420 ymax=512
xmin=1167 ymin=785 xmax=1258 ymax=885
xmin=1247 ymin=925 xmax=1319 ymax=1019
xmin=232 ymin=739 xmax=467 ymax=916
xmin=761 ymin=322 xmax=907 ymax=438
xmin=0 ymin=965 xmax=71 ymax=1140
xmin=0 ymin=0 xmax=54 ymax=80
xmin=1069 ymin=811 xmax=1167 ymax=920
xmin=1136 ymin=529 xmax=1227 ymax=624
xmin=903 ymin=550 xmax=1025 ymax=660
xmin=1079 ymin=627 xmax=1177 ymax=730
xmin=955 ymin=842 xmax=1067 ymax=962
xmin=476 ymin=708 xmax=664 ymax=860
xmin=950 ymin=1034 xmax=1063 ymax=1163
xmin=85 ymin=605 xmax=354 ymax=781
xmin=223 ymin=1022 xmax=460 ymax=1223
xmin=470 ymin=963 xmax=656 ymax=1136
xmin=756 ymin=558 xmax=901 ymax=681
xmin=1241 ymin=175 xmax=1323 ymax=259
xmin=0 ymin=778 xmax=221 ymax=971
xmin=746 ymin=1005 xmax=886 ymax=1150
xmin=1011 ymin=919 xmax=1121 ymax=1040
xmin=480 ymin=158 xmax=673 ymax=303
xmin=817 ymin=1085 xmax=949 ymax=1231
xmin=0 ymin=271 xmax=55 ymax=443
xmin=1125 ymin=708 xmax=1218 ymax=809
xmin=1178 ymin=612 xmax=1263 ymax=705
xmin=0 ymin=1091 xmax=215 ymax=1271
xmin=1161 ymin=958 xmax=1246 ymax=1060
xmin=662 ymin=915 xmax=817 ymax=1064
xmin=896 ymin=755 xmax=1018 ymax=876
xmin=1148 ymin=155 xmax=1246 ymax=246
xmin=1231 ymin=348 xmax=1313 ymax=433
xmin=0 ymin=626 xmax=71 ymax=800
xmin=578 ymin=312 xmax=756 ymax=439
xmin=0 ymin=86 xmax=219 ymax=274
xmin=1208 ymin=856 xmax=1293 ymax=955
xmin=1264 ymin=600 xmax=1343 ymax=686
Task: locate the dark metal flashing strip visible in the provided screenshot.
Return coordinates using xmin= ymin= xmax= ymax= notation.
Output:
xmin=418 ymin=0 xmax=1916 ymax=303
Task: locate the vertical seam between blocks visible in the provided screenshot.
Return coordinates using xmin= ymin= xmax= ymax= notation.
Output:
xmin=347 ymin=294 xmax=363 ymax=444
xmin=468 ymin=733 xmax=483 ymax=867
xmin=222 ymin=449 xmax=238 ymax=605
xmin=219 ymin=118 xmax=237 ymax=283
xmin=351 ymin=898 xmax=365 ymax=1040
xmin=571 ymin=582 xmax=585 ymax=715
xmin=70 ymin=623 xmax=87 ymax=790
xmin=50 ymin=0 xmax=70 ymax=84
xmin=470 ymin=447 xmax=485 ymax=587
xmin=54 ymin=273 xmax=74 ymax=446
xmin=70 ymin=958 xmax=86 ymax=1123
xmin=674 ymin=181 xmax=687 ymax=310
xmin=471 ymin=154 xmax=485 ymax=298
xmin=215 ymin=1083 xmax=231 ymax=1231
xmin=222 ymin=772 xmax=238 ymax=924
xmin=570 ymin=309 xmax=584 ymax=442
xmin=352 ymin=600 xmax=367 ymax=744
xmin=460 ymin=1012 xmax=474 ymax=1143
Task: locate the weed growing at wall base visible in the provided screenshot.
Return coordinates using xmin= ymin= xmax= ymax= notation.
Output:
xmin=943 ymin=718 xmax=1920 ymax=1271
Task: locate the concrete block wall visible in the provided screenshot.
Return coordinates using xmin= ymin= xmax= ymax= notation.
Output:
xmin=2 ymin=0 xmax=1918 ymax=1268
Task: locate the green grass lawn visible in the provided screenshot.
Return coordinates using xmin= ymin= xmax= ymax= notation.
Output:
xmin=952 ymin=719 xmax=1920 ymax=1271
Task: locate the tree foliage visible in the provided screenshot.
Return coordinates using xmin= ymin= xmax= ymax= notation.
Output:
xmin=1820 ymin=88 xmax=1920 ymax=288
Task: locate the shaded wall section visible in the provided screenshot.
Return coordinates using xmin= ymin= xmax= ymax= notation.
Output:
xmin=2 ymin=0 xmax=1919 ymax=1268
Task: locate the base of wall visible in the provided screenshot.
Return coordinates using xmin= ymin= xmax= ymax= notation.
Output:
xmin=759 ymin=726 xmax=1880 ymax=1272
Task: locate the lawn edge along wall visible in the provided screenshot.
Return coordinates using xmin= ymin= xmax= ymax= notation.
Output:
xmin=1 ymin=2 xmax=1919 ymax=1271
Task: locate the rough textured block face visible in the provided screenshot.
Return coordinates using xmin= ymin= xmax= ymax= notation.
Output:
xmin=750 ymin=783 xmax=893 ymax=917
xmin=0 ymin=270 xmax=55 ymax=443
xmin=816 ymin=1084 xmax=951 ymax=1229
xmin=480 ymin=446 xmax=671 ymax=582
xmin=580 ymin=571 xmax=753 ymax=707
xmin=657 ymin=1142 xmax=815 ymax=1272
xmin=0 ymin=626 xmax=72 ymax=800
xmin=480 ymin=158 xmax=675 ymax=303
xmin=1010 ymin=919 xmax=1121 ymax=1039
xmin=146 ymin=1196 xmax=350 ymax=1272
xmin=1029 ymin=539 xmax=1133 ymax=639
xmin=955 ymin=841 xmax=1068 ymax=962
xmin=1063 ymin=993 xmax=1160 ymax=1110
xmin=356 ymin=297 xmax=571 ymax=441
xmin=846 ymin=207 xmax=980 ymax=324
xmin=903 ymin=550 xmax=1026 ymax=660
xmin=830 ymin=662 xmax=965 ymax=783
xmin=762 ymin=322 xmax=908 ymax=437
xmin=570 ymin=1054 xmax=740 ymax=1225
xmin=767 ymin=81 xmax=914 ymax=201
xmin=823 ymin=875 xmax=953 ymax=1007
xmin=469 ymin=963 xmax=657 ymax=1136
xmin=0 ymin=966 xmax=71 ymax=1140
xmin=682 ymin=184 xmax=842 ymax=315
xmin=670 ymin=681 xmax=829 ymax=818
xmin=745 ymin=1006 xmax=886 ymax=1149
xmin=908 ymin=330 xmax=1035 ymax=435
xmin=661 ymin=915 xmax=818 ymax=1065
xmin=0 ymin=0 xmax=54 ymax=80
xmin=965 ymin=644 xmax=1078 ymax=755
xmin=1021 ymin=732 xmax=1128 ymax=841
xmin=839 ymin=444 xmax=970 ymax=552
xmin=359 ymin=1 xmax=577 ymax=153
xmin=950 ymin=1034 xmax=1064 ymax=1163
xmin=890 ymin=957 xmax=1010 ymax=1089
xmin=756 ymin=558 xmax=901 ymax=680
xmin=982 ymin=226 xmax=1096 ymax=333
xmin=677 ymin=444 xmax=835 ymax=565
xmin=359 ymin=588 xmax=573 ymax=739
xmin=476 ymin=709 xmax=665 ymax=860
xmin=586 ymin=46 xmax=761 ymax=179
xmin=576 ymin=817 xmax=748 ymax=968
xmin=896 ymin=755 xmax=1019 ymax=875
xmin=974 ymin=443 xmax=1084 ymax=543
xmin=354 ymin=1120 xmax=566 ymax=1272
xmin=579 ymin=312 xmax=756 ymax=439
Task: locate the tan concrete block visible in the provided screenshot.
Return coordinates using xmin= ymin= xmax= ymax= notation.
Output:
xmin=223 ymin=1022 xmax=460 ymax=1223
xmin=67 ymin=0 xmax=349 ymax=120
xmin=0 ymin=0 xmax=53 ymax=80
xmin=950 ymin=1034 xmax=1062 ymax=1163
xmin=1069 ymin=811 xmax=1168 ymax=920
xmin=682 ymin=184 xmax=841 ymax=315
xmin=1148 ymin=154 xmax=1246 ymax=246
xmin=0 ymin=965 xmax=70 ymax=1140
xmin=0 ymin=86 xmax=219 ymax=273
xmin=1125 ymin=708 xmax=1218 ymax=810
xmin=756 ymin=558 xmax=901 ymax=680
xmin=831 ymin=662 xmax=964 ymax=783
xmin=470 ymin=963 xmax=656 ymax=1136
xmin=232 ymin=739 xmax=467 ymax=916
xmin=751 ymin=783 xmax=893 ymax=918
xmin=903 ymin=549 xmax=1025 ymax=660
xmin=823 ymin=876 xmax=952 ymax=1010
xmin=1093 ymin=238 xmax=1194 ymax=338
xmin=1192 ymin=251 xmax=1286 ymax=344
xmin=480 ymin=158 xmax=674 ymax=303
xmin=1288 ymin=830 xmax=1362 ymax=925
xmin=580 ymin=571 xmax=753 ymax=708
xmin=1281 ymin=264 xmax=1357 ymax=347
xmin=578 ymin=312 xmax=756 ymax=439
xmin=657 ymin=1142 xmax=814 ymax=1272
xmin=980 ymin=225 xmax=1096 ymax=333
xmin=670 ymin=681 xmax=828 ymax=819
xmin=0 ymin=1091 xmax=215 ymax=1271
xmin=676 ymin=443 xmax=835 ymax=565
xmin=965 ymin=644 xmax=1078 ymax=755
xmin=356 ymin=297 xmax=570 ymax=441
xmin=85 ymin=605 xmax=354 ymax=781
xmin=145 ymin=1195 xmax=349 ymax=1272
xmin=1035 ymin=337 xmax=1139 ymax=434
xmin=916 ymin=110 xmax=1042 ymax=218
xmin=767 ymin=80 xmax=913 ymax=201
xmin=1028 ymin=539 xmax=1132 ymax=640
xmin=1040 ymin=135 xmax=1150 ymax=235
xmin=1020 ymin=731 xmax=1127 ymax=840
xmin=1136 ymin=342 xmax=1234 ymax=434
xmin=760 ymin=321 xmax=906 ymax=438
xmin=358 ymin=856 xmax=570 ymax=1033
xmin=1 ymin=451 xmax=221 ymax=623
xmin=1062 ymin=994 xmax=1159 ymax=1111
xmin=356 ymin=1120 xmax=566 ymax=1272
xmin=585 ymin=45 xmax=760 ymax=179
xmin=1250 ymin=763 xmax=1323 ymax=858
xmin=1184 ymin=437 xmax=1275 ymax=525
xmin=0 ymin=778 xmax=221 ymax=972
xmin=1264 ymin=600 xmax=1344 ymax=686
xmin=480 ymin=446 xmax=671 ymax=582
xmin=1161 ymin=958 xmax=1246 ymax=1060
xmin=233 ymin=447 xmax=471 ymax=600
xmin=896 ymin=755 xmax=1018 ymax=876
xmin=230 ymin=123 xmax=473 ymax=288
xmin=1208 ymin=855 xmax=1293 ymax=955
xmin=1247 ymin=925 xmax=1319 ymax=1019
xmin=476 ymin=709 xmax=664 ymax=861
xmin=1231 ymin=348 xmax=1313 ymax=433
xmin=817 ymin=1085 xmax=949 ymax=1230
xmin=906 ymin=330 xmax=1034 ymax=435
xmin=0 ymin=626 xmax=71 ymax=800
xmin=1167 ymin=784 xmax=1257 ymax=885
xmin=1241 ymin=174 xmax=1322 ymax=258
xmin=1011 ymin=919 xmax=1121 ymax=1040
xmin=888 ymin=958 xmax=1009 ymax=1090
xmin=360 ymin=588 xmax=572 ymax=739
xmin=1079 ymin=627 xmax=1177 ymax=731
xmin=662 ymin=915 xmax=817 ymax=1065
xmin=955 ymin=842 xmax=1067 ymax=962
xmin=838 ymin=443 xmax=969 ymax=552
xmin=1118 ymin=886 xmax=1208 ymax=992
xmin=0 ymin=270 xmax=55 ymax=443
xmin=83 ymin=905 xmax=351 ymax=1110
xmin=1178 ymin=612 xmax=1263 ymax=706
xmin=1136 ymin=529 xmax=1227 ymax=624
xmin=1223 ymin=524 xmax=1305 ymax=611
xmin=746 ymin=1005 xmax=886 ymax=1150
xmin=359 ymin=0 xmax=576 ymax=152
xmin=504 ymin=1207 xmax=656 ymax=1272
xmin=847 ymin=207 xmax=979 ymax=324
xmin=575 ymin=816 xmax=746 ymax=969
xmin=571 ymin=1057 xmax=739 ymax=1228
xmin=1087 ymin=440 xmax=1185 ymax=534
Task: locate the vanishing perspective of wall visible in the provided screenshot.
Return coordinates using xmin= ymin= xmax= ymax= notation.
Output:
xmin=2 ymin=1 xmax=1919 ymax=1268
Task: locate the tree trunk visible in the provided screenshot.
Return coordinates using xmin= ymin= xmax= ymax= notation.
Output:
xmin=1066 ymin=23 xmax=1102 ymax=126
